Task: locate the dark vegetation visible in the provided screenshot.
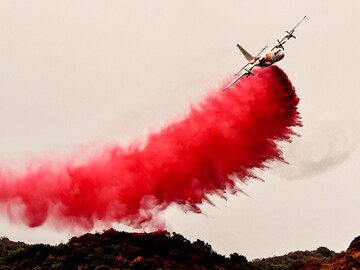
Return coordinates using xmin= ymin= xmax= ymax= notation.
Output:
xmin=0 ymin=229 xmax=359 ymax=269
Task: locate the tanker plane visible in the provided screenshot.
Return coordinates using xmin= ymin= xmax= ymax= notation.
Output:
xmin=223 ymin=16 xmax=306 ymax=91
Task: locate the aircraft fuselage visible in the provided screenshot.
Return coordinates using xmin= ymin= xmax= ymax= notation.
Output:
xmin=259 ymin=49 xmax=285 ymax=67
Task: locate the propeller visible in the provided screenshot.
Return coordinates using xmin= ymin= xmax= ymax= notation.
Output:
xmin=277 ymin=39 xmax=285 ymax=50
xmin=245 ymin=68 xmax=255 ymax=77
xmin=286 ymin=30 xmax=296 ymax=39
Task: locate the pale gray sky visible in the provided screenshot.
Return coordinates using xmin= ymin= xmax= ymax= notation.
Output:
xmin=0 ymin=0 xmax=359 ymax=260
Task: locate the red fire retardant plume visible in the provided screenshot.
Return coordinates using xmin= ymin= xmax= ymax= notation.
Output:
xmin=0 ymin=65 xmax=301 ymax=230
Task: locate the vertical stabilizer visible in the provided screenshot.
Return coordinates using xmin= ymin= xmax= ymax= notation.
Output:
xmin=237 ymin=44 xmax=255 ymax=61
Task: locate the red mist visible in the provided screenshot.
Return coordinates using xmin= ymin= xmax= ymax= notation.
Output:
xmin=0 ymin=65 xmax=301 ymax=230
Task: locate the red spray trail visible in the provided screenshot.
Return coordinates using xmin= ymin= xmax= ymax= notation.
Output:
xmin=0 ymin=65 xmax=301 ymax=230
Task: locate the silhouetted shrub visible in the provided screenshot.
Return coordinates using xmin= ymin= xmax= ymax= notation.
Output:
xmin=316 ymin=246 xmax=333 ymax=257
xmin=350 ymin=235 xmax=360 ymax=249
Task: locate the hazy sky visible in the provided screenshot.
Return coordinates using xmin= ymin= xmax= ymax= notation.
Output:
xmin=0 ymin=0 xmax=359 ymax=260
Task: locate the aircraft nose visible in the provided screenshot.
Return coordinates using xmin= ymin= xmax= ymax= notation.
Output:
xmin=278 ymin=51 xmax=285 ymax=60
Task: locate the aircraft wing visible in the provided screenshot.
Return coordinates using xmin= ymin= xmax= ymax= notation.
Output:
xmin=223 ymin=62 xmax=258 ymax=91
xmin=270 ymin=16 xmax=306 ymax=51
xmin=234 ymin=62 xmax=251 ymax=76
xmin=223 ymin=73 xmax=247 ymax=91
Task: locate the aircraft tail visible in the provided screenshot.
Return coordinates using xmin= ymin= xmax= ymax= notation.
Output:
xmin=237 ymin=44 xmax=256 ymax=62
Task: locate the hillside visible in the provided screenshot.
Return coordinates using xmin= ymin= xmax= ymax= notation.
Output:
xmin=0 ymin=230 xmax=359 ymax=269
